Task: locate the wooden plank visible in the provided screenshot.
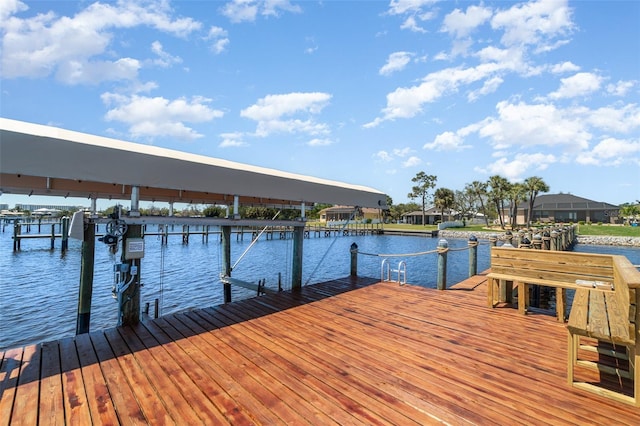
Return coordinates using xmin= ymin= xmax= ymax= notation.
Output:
xmin=586 ymin=291 xmax=610 ymax=339
xmin=115 ymin=325 xmax=209 ymax=425
xmin=102 ymin=328 xmax=176 ymax=425
xmin=38 ymin=341 xmax=64 ymax=426
xmin=568 ymin=289 xmax=590 ymax=331
xmin=89 ymin=331 xmax=148 ymax=425
xmin=9 ymin=344 xmax=40 ymax=425
xmin=0 ymin=347 xmax=23 ymax=426
xmin=58 ymin=337 xmax=92 ymax=425
xmin=74 ymin=333 xmax=119 ymax=425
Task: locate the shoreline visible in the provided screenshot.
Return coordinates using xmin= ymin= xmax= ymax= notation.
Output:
xmin=438 ymin=230 xmax=640 ymax=248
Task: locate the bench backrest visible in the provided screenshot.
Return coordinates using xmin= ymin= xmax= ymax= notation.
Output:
xmin=490 ymin=247 xmax=615 ymax=289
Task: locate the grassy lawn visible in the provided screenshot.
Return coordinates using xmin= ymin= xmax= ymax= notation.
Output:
xmin=380 ymin=222 xmax=640 ymax=237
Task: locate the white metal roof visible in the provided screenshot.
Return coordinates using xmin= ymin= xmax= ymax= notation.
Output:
xmin=0 ymin=118 xmax=387 ymax=209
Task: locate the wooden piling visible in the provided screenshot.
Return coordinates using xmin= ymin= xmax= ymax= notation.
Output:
xmin=120 ymin=224 xmax=142 ymax=327
xmin=468 ymin=236 xmax=478 ymax=277
xmin=292 ymin=227 xmax=304 ymax=290
xmin=437 ymin=239 xmax=448 ymax=290
xmin=222 ymin=225 xmax=232 ymax=303
xmin=350 ymin=242 xmax=358 ymax=277
xmin=76 ymin=219 xmax=95 ymax=334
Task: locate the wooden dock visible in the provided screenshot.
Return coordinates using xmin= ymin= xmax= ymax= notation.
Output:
xmin=2 ymin=275 xmax=639 ymax=425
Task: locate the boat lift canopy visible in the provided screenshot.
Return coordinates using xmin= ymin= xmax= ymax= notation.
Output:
xmin=0 ymin=118 xmax=387 ymax=210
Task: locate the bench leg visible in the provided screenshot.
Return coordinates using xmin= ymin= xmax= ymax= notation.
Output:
xmin=487 ymin=277 xmax=495 ymax=308
xmin=517 ymin=281 xmax=528 ymax=315
xmin=567 ymin=332 xmax=577 ymax=385
xmin=556 ymin=288 xmax=566 ymax=322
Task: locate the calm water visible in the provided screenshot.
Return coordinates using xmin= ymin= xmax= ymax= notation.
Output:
xmin=1 ymin=225 xmax=639 ymax=350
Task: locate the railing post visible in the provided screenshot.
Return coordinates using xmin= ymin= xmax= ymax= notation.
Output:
xmin=542 ymin=230 xmax=551 ymax=250
xmin=468 ymin=235 xmax=478 ymax=277
xmin=489 ymin=233 xmax=497 ymax=247
xmin=13 ymin=221 xmax=20 ymax=251
xmin=532 ymin=234 xmax=542 ymax=250
xmin=551 ymin=230 xmax=558 ymax=251
xmin=350 ymin=242 xmax=358 ymax=277
xmin=518 ymin=237 xmax=531 ymax=249
xmin=505 ymin=230 xmax=513 ymax=247
xmin=437 ymin=239 xmax=448 ymax=290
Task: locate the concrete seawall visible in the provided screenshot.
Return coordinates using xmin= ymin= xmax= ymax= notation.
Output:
xmin=439 ymin=230 xmax=640 ymax=248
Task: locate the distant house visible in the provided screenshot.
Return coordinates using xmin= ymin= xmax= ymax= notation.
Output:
xmin=318 ymin=205 xmax=381 ymax=223
xmin=402 ymin=206 xmax=453 ymax=225
xmin=402 ymin=206 xmax=484 ymax=225
xmin=510 ymin=193 xmax=619 ymax=224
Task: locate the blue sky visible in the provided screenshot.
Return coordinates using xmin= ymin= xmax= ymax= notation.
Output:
xmin=1 ymin=0 xmax=639 ymax=210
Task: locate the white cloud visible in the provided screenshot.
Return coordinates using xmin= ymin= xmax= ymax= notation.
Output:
xmin=307 ymin=138 xmax=333 ymax=147
xmin=151 ymin=41 xmax=182 ymax=67
xmin=0 ymin=0 xmax=28 ymax=23
xmin=607 ymin=80 xmax=636 ymax=97
xmin=475 ymin=101 xmax=591 ymax=151
xmin=576 ymin=137 xmax=640 ymax=166
xmin=423 ymin=131 xmax=472 ymax=151
xmin=379 ymin=52 xmax=414 ymax=76
xmin=387 ymin=0 xmax=439 ymax=33
xmin=393 ymin=147 xmax=414 ymax=157
xmin=102 ymin=93 xmax=224 ymax=140
xmin=402 ymin=156 xmax=422 ymax=168
xmin=491 ymin=0 xmax=574 ymax=49
xmin=548 ymin=72 xmax=602 ymax=99
xmin=206 ymin=26 xmax=230 ymax=54
xmin=221 ymin=0 xmax=301 ymax=23
xmin=550 ymin=61 xmax=580 ymax=74
xmin=468 ymin=76 xmax=504 ymax=102
xmin=374 ymin=150 xmax=393 ymax=162
xmin=241 ymin=92 xmax=332 ymax=138
xmin=1 ymin=0 xmax=201 ymax=84
xmin=482 ymin=152 xmax=557 ymax=181
xmin=582 ymin=104 xmax=640 ymax=133
xmin=441 ymin=5 xmax=492 ymax=38
xmin=219 ymin=132 xmax=248 ymax=148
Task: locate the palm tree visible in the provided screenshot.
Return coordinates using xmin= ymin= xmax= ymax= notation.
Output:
xmin=434 ymin=188 xmax=455 ymax=223
xmin=524 ymin=176 xmax=550 ymax=227
xmin=507 ymin=182 xmax=527 ymax=228
xmin=407 ymin=172 xmax=437 ymax=226
xmin=465 ymin=181 xmax=490 ymax=227
xmin=488 ymin=175 xmax=511 ymax=229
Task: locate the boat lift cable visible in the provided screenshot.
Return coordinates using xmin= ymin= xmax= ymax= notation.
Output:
xmin=304 ymin=207 xmax=358 ymax=286
xmin=232 ymin=210 xmax=281 ymax=271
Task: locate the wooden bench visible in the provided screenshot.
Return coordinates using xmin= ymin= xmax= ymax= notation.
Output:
xmin=487 ymin=247 xmax=640 ymax=406
xmin=567 ymin=255 xmax=640 ymax=406
xmin=487 ymin=247 xmax=616 ymax=321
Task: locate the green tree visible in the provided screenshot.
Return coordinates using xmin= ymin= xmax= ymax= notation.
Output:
xmin=507 ymin=182 xmax=527 ymax=228
xmin=487 ymin=175 xmax=511 ymax=229
xmin=203 ymin=205 xmax=225 ymax=217
xmin=434 ymin=187 xmax=455 ymax=222
xmin=454 ymin=189 xmax=476 ymax=224
xmin=465 ymin=181 xmax=490 ymax=226
xmin=407 ymin=172 xmax=437 ymax=226
xmin=523 ymin=176 xmax=550 ymax=227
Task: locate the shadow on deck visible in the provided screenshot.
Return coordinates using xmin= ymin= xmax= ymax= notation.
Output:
xmin=1 ymin=274 xmax=639 ymax=424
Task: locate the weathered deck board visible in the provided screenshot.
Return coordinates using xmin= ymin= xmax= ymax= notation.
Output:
xmin=1 ymin=275 xmax=639 ymax=425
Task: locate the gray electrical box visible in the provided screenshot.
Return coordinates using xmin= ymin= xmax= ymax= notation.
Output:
xmin=124 ymin=238 xmax=145 ymax=260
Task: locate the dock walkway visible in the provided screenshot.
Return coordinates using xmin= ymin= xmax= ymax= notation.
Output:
xmin=1 ymin=275 xmax=639 ymax=425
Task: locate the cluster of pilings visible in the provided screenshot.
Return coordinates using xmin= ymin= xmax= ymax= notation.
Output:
xmin=489 ymin=225 xmax=577 ymax=251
